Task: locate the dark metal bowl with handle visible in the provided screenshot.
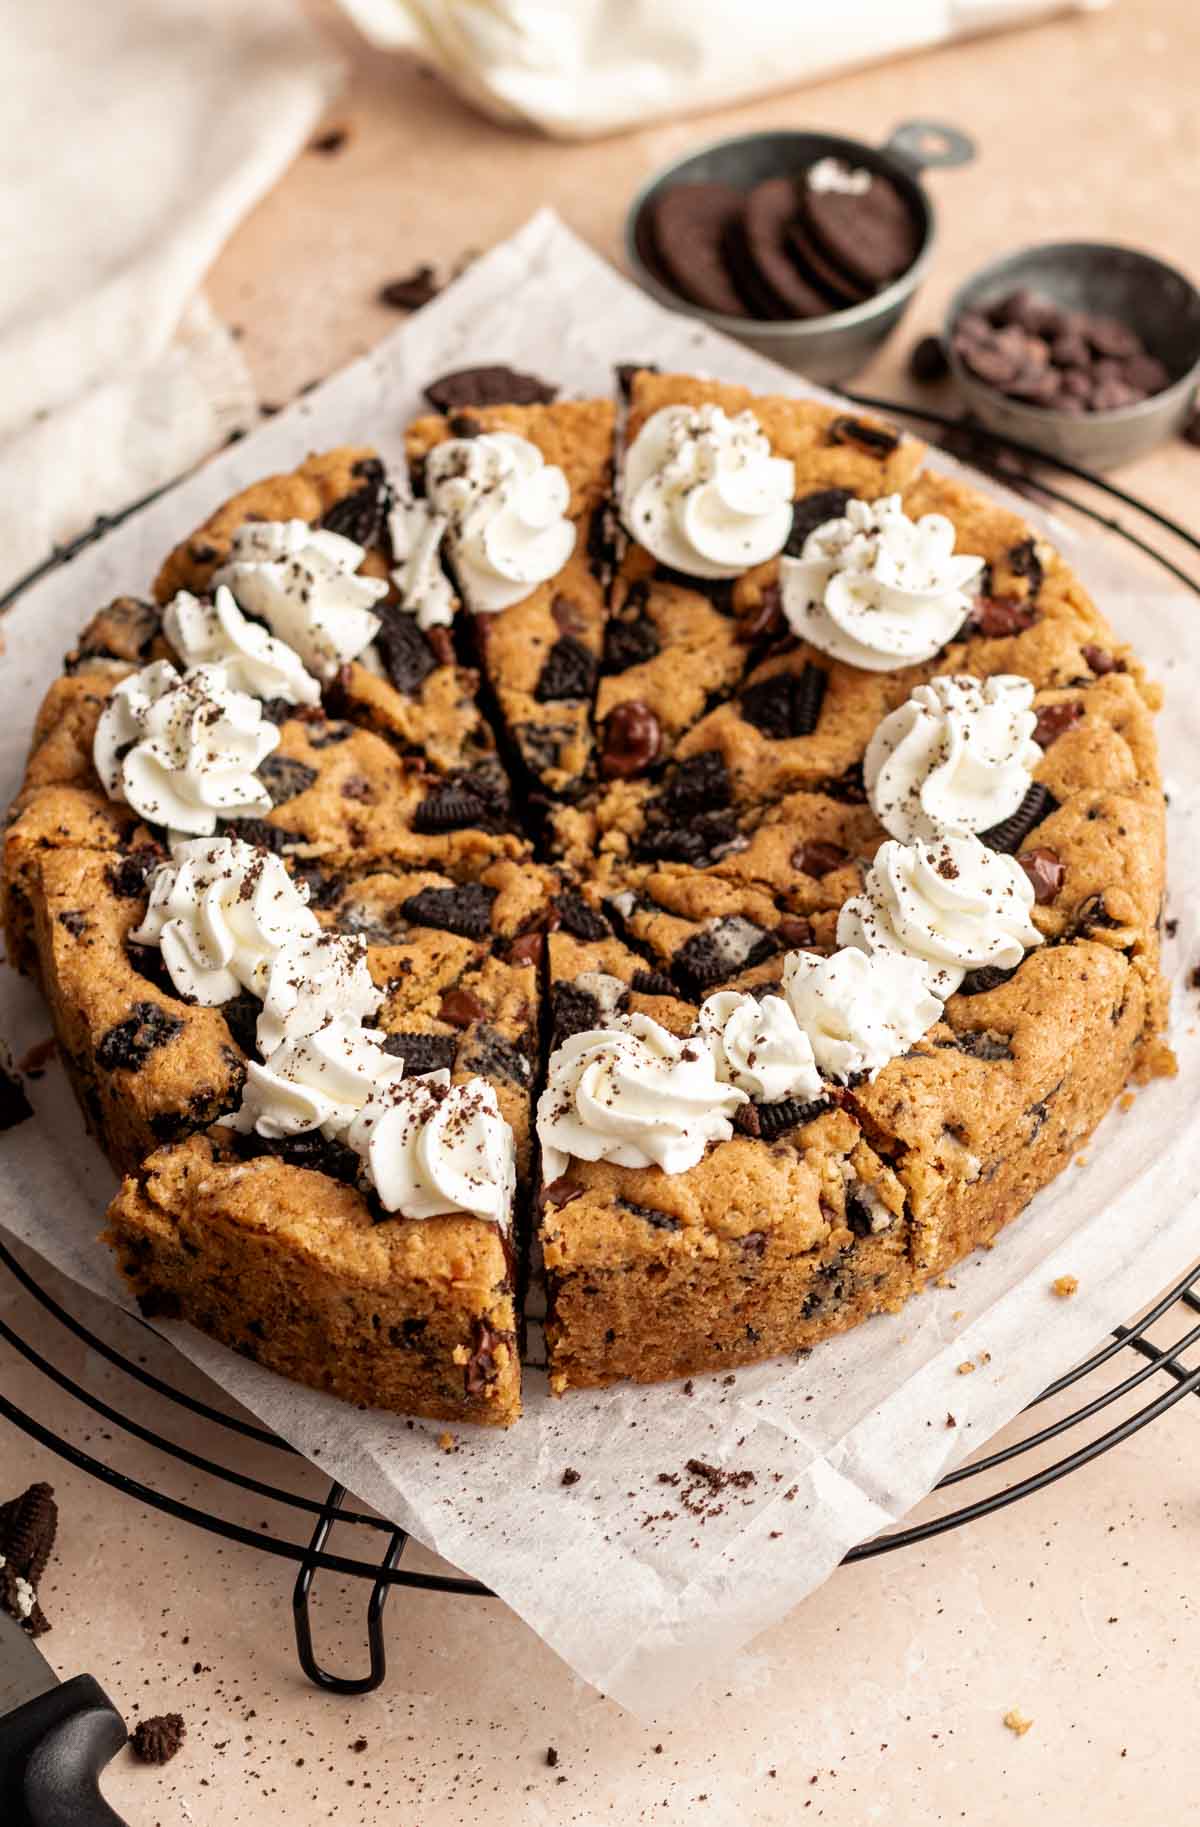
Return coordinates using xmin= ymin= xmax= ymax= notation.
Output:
xmin=945 ymin=241 xmax=1200 ymax=469
xmin=624 ymin=119 xmax=975 ymax=385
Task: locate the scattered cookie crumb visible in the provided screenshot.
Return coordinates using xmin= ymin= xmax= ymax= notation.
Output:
xmin=16 ymin=1037 xmax=56 ymax=1078
xmin=1119 ymin=1091 xmax=1136 ymax=1112
xmin=945 ymin=1413 xmax=957 ymax=1428
xmin=350 ymin=1737 xmax=368 ymax=1754
xmin=1052 ymin=1275 xmax=1079 ymax=1299
xmin=956 ymin=1360 xmax=976 ymax=1376
xmin=1189 ymin=964 xmax=1200 ymax=991
xmin=378 ymin=266 xmax=440 ymax=311
xmin=437 ymin=1431 xmax=456 ymax=1452
xmin=1003 ymin=1709 xmax=1033 ymax=1737
xmin=309 ymin=127 xmax=349 ymax=155
xmin=560 ymin=1468 xmax=581 ymax=1487
xmin=545 ymin=1747 xmax=559 ymax=1768
xmin=0 ymin=1481 xmax=57 ymax=1637
xmin=130 ymin=1713 xmax=186 ymax=1765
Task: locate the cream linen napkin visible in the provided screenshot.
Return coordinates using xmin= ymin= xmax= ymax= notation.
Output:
xmin=0 ymin=0 xmax=342 ymax=599
xmin=335 ymin=0 xmax=1110 ymax=138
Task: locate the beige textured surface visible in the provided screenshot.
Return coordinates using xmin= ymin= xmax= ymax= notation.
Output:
xmin=3 ymin=2 xmax=1199 ymax=1819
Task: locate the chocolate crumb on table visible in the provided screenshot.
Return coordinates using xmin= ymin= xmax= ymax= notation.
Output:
xmin=545 ymin=1746 xmax=560 ymax=1768
xmin=560 ymin=1467 xmax=581 ymax=1486
xmin=130 ymin=1711 xmax=186 ymax=1765
xmin=0 ymin=1060 xmax=33 ymax=1129
xmin=378 ymin=266 xmax=440 ymax=311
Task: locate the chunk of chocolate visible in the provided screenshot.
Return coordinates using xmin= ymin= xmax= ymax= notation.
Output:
xmin=1033 ymin=700 xmax=1084 ymax=748
xmin=599 ymin=701 xmax=661 ymax=779
xmin=1018 ymin=847 xmax=1065 ymax=904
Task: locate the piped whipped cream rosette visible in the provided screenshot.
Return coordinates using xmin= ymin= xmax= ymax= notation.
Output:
xmin=864 ymin=673 xmax=1042 ymax=844
xmin=256 ymin=930 xmax=382 ymax=1054
xmin=779 ymin=494 xmax=983 ymax=670
xmin=131 ymin=837 xmax=320 ymax=1003
xmin=93 ymin=661 xmax=279 ymax=836
xmin=224 ymin=1019 xmax=406 ymax=1141
xmin=214 ymin=520 xmax=388 ymax=680
xmin=163 ymin=586 xmax=321 ymax=706
xmin=424 ymin=431 xmax=576 ymax=613
xmin=698 ymin=989 xmax=821 ymax=1104
xmin=782 ymin=947 xmax=943 ymax=1081
xmin=620 ymin=404 xmax=795 ymax=579
xmin=346 ymin=1070 xmax=515 ymax=1224
xmin=537 ymin=1012 xmax=745 ymax=1180
xmin=837 ymin=833 xmax=1044 ymax=998
xmin=387 ymin=496 xmax=456 ymax=630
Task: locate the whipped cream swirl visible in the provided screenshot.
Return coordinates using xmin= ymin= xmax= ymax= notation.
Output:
xmin=782 ymin=946 xmax=942 ymax=1080
xmin=215 ymin=520 xmax=388 ymax=679
xmin=132 ymin=837 xmax=319 ymax=1003
xmin=538 ymin=1011 xmax=745 ymax=1180
xmin=837 ymin=834 xmax=1043 ymax=997
xmin=225 ymin=1020 xmax=406 ymax=1140
xmin=620 ymin=404 xmax=795 ymax=580
xmin=780 ymin=495 xmax=983 ymax=671
xmin=347 ymin=1070 xmax=515 ymax=1225
xmin=424 ymin=432 xmax=575 ymax=613
xmin=163 ymin=586 xmax=320 ymax=706
xmin=257 ymin=931 xmax=382 ymax=1054
xmin=699 ymin=989 xmax=821 ymax=1104
xmin=387 ymin=497 xmax=456 ymax=631
xmin=94 ymin=661 xmax=278 ymax=836
xmin=864 ymin=673 xmax=1042 ymax=844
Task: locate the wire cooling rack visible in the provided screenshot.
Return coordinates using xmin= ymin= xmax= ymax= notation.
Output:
xmin=1 ymin=400 xmax=1198 ymax=1696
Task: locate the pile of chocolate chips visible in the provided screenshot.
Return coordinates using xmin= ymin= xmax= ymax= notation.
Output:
xmin=637 ymin=160 xmax=920 ymax=324
xmin=951 ymin=289 xmax=1170 ymax=413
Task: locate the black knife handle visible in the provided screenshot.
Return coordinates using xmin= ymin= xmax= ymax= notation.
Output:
xmin=0 ymin=1674 xmax=129 ymax=1827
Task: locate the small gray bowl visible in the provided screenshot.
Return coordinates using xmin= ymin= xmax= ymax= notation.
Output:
xmin=946 ymin=242 xmax=1200 ymax=470
xmin=624 ymin=121 xmax=975 ymax=386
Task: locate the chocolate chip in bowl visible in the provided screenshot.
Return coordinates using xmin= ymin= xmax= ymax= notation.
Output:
xmin=945 ymin=242 xmax=1200 ymax=469
xmin=625 ymin=121 xmax=975 ymax=384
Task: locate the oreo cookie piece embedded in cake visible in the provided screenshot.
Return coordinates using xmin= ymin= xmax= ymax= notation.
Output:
xmin=406 ymin=397 xmax=615 ymax=799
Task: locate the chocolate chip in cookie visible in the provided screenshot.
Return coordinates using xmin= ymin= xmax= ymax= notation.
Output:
xmin=599 ymin=701 xmax=661 ymax=779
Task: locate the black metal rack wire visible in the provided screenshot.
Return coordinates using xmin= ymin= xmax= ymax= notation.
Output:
xmin=1 ymin=400 xmax=1198 ymax=1697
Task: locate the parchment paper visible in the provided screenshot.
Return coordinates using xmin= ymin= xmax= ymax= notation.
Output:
xmin=1 ymin=212 xmax=1196 ymax=1716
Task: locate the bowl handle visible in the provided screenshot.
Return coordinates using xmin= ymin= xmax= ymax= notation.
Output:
xmin=882 ymin=121 xmax=976 ymax=173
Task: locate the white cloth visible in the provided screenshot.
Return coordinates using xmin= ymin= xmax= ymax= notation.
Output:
xmin=335 ymin=0 xmax=1110 ymax=139
xmin=0 ymin=0 xmax=342 ymax=597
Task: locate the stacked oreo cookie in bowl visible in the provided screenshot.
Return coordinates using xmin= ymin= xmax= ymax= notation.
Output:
xmin=640 ymin=156 xmax=921 ymax=324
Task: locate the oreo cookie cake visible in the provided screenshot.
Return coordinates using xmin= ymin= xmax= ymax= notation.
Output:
xmin=2 ymin=366 xmax=1171 ymax=1426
